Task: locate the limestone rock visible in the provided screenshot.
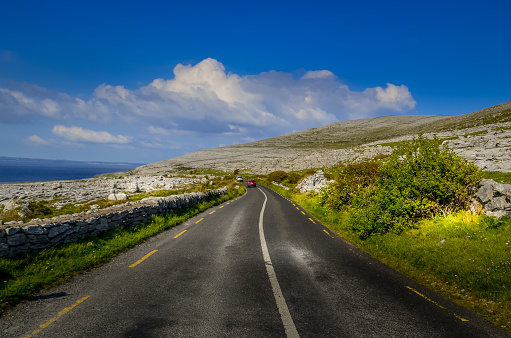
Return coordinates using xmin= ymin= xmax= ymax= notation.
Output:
xmin=296 ymin=170 xmax=333 ymax=193
xmin=108 ymin=193 xmax=128 ymax=201
xmin=476 ymin=179 xmax=511 ymax=217
xmin=477 ymin=184 xmax=494 ymax=204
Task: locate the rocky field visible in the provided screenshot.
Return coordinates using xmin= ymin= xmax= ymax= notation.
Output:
xmin=136 ymin=101 xmax=511 ymax=174
xmin=1 ymin=100 xmax=510 ymax=223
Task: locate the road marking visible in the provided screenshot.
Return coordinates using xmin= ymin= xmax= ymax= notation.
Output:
xmin=22 ymin=296 xmax=90 ymax=337
xmin=309 ymin=218 xmax=316 ymax=224
xmin=406 ymin=286 xmax=446 ymax=309
xmin=173 ymin=230 xmax=187 ymax=239
xmin=406 ymin=286 xmax=469 ymax=321
xmin=219 ymin=206 xmax=224 ymax=209
xmin=257 ymin=188 xmax=300 ymax=338
xmin=323 ymin=230 xmax=330 ymax=235
xmin=195 ymin=218 xmax=204 ymax=224
xmin=209 ymin=210 xmax=216 ymax=214
xmin=296 ymin=207 xmax=300 ymax=210
xmin=301 ymin=211 xmax=305 ymax=215
xmin=454 ymin=313 xmax=470 ymax=322
xmin=130 ymin=250 xmax=158 ymax=268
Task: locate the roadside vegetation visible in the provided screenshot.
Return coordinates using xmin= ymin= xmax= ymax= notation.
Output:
xmin=263 ymin=137 xmax=511 ymax=333
xmin=0 ymin=184 xmax=244 ymax=313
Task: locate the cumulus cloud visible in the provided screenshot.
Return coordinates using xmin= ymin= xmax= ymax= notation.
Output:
xmin=27 ymin=135 xmax=49 ymax=145
xmin=1 ymin=58 xmax=417 ymax=145
xmin=52 ymin=125 xmax=131 ymax=144
xmin=375 ymin=83 xmax=416 ymax=111
xmin=0 ymin=84 xmax=85 ymax=122
xmin=301 ymin=70 xmax=335 ymax=79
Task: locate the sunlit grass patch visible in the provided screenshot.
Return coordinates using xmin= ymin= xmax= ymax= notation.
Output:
xmin=365 ymin=212 xmax=511 ymax=302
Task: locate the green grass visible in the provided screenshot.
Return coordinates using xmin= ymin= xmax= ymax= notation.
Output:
xmin=366 ymin=213 xmax=511 ymax=300
xmin=0 ymin=185 xmax=245 ymax=313
xmin=482 ymin=171 xmax=511 ymax=184
xmin=462 ymin=130 xmax=489 ymax=137
xmin=266 ymin=183 xmax=511 ymax=333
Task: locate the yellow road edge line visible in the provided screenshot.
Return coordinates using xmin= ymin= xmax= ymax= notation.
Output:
xmin=454 ymin=313 xmax=470 ymax=322
xmin=309 ymin=218 xmax=316 ymax=224
xmin=406 ymin=286 xmax=448 ymax=310
xmin=209 ymin=210 xmax=216 ymax=214
xmin=129 ymin=250 xmax=158 ymax=268
xmin=173 ymin=230 xmax=187 ymax=239
xmin=323 ymin=229 xmax=330 ymax=235
xmin=195 ymin=218 xmax=204 ymax=224
xmin=22 ymin=295 xmax=91 ymax=337
xmin=301 ymin=211 xmax=306 ymax=215
xmin=407 ymin=285 xmax=468 ymax=321
xmin=219 ymin=206 xmax=224 ymax=208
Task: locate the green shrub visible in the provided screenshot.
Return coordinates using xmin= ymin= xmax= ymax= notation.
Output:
xmin=28 ymin=201 xmax=53 ymax=218
xmin=348 ymin=136 xmax=481 ymax=238
xmin=319 ymin=160 xmax=380 ymax=211
xmin=284 ymin=172 xmax=301 ymax=184
xmin=268 ymin=171 xmax=288 ymax=183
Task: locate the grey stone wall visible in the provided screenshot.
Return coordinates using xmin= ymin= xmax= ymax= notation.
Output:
xmin=476 ymin=179 xmax=511 ymax=218
xmin=0 ymin=187 xmax=227 ymax=258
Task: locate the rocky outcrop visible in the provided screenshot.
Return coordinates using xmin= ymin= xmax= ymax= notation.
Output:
xmin=0 ymin=175 xmax=202 ymax=212
xmin=0 ymin=187 xmax=228 ymax=258
xmin=296 ymin=170 xmax=333 ymax=193
xmin=443 ymin=128 xmax=511 ymax=172
xmin=476 ymin=179 xmax=511 ymax=218
xmin=133 ymin=124 xmax=511 ymax=175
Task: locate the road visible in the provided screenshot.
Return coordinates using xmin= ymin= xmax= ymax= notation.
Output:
xmin=0 ymin=184 xmax=508 ymax=337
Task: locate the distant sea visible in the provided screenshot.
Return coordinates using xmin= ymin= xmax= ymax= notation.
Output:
xmin=0 ymin=157 xmax=145 ymax=183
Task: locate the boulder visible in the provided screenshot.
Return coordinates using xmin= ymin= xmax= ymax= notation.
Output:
xmin=477 ymin=184 xmax=494 ymax=204
xmin=108 ymin=193 xmax=129 ymax=201
xmin=296 ymin=170 xmax=333 ymax=193
xmin=476 ymin=179 xmax=511 ymax=218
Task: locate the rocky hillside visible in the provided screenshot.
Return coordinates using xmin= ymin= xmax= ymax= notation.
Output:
xmin=136 ymin=101 xmax=511 ymax=174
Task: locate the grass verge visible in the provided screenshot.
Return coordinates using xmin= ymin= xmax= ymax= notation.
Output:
xmin=0 ymin=185 xmax=245 ymax=313
xmin=266 ymin=183 xmax=511 ymax=334
xmin=482 ymin=171 xmax=511 ymax=185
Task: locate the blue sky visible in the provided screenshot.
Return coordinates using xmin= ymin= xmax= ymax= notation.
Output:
xmin=1 ymin=0 xmax=510 ymax=164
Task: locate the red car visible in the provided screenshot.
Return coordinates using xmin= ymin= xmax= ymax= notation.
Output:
xmin=247 ymin=179 xmax=257 ymax=188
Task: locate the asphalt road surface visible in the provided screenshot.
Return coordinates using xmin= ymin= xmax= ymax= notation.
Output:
xmin=1 ymin=184 xmax=508 ymax=337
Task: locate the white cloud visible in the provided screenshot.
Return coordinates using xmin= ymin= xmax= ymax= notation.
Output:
xmin=0 ymin=85 xmax=79 ymax=121
xmin=375 ymin=83 xmax=416 ymax=111
xmin=301 ymin=70 xmax=335 ymax=79
xmin=52 ymin=125 xmax=131 ymax=144
xmin=1 ymin=58 xmax=417 ymax=149
xmin=27 ymin=135 xmax=49 ymax=145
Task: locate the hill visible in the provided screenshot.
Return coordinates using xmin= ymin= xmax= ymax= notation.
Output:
xmin=136 ymin=101 xmax=511 ymax=174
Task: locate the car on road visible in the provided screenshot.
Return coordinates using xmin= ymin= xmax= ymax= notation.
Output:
xmin=236 ymin=176 xmax=243 ymax=182
xmin=247 ymin=179 xmax=256 ymax=188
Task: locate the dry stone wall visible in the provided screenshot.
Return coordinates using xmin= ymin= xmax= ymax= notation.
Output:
xmin=0 ymin=187 xmax=228 ymax=258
